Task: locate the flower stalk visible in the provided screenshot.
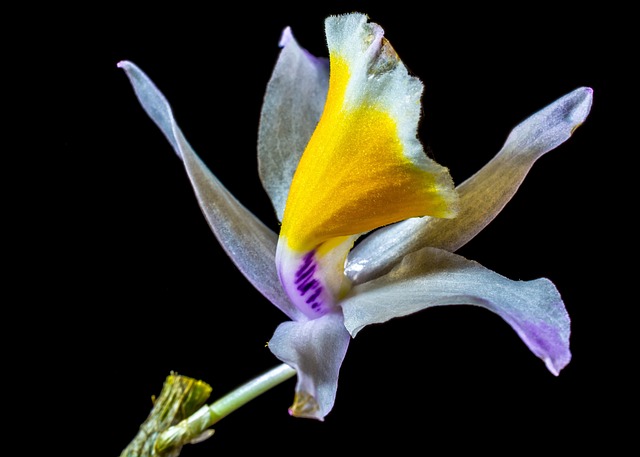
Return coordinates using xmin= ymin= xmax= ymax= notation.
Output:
xmin=154 ymin=364 xmax=296 ymax=454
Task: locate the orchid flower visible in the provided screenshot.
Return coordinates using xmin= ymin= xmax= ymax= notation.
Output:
xmin=119 ymin=12 xmax=592 ymax=423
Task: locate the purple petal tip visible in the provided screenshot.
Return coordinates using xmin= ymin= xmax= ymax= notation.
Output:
xmin=279 ymin=26 xmax=294 ymax=48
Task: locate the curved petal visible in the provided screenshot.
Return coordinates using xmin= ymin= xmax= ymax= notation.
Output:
xmin=342 ymin=247 xmax=571 ymax=376
xmin=346 ymin=87 xmax=593 ymax=284
xmin=257 ymin=27 xmax=330 ymax=222
xmin=118 ymin=60 xmax=302 ymax=321
xmin=279 ymin=13 xmax=458 ymax=254
xmin=268 ymin=313 xmax=351 ymax=421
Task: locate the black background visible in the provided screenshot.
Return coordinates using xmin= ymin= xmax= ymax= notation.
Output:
xmin=20 ymin=1 xmax=631 ymax=455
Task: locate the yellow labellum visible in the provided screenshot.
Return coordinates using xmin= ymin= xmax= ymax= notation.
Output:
xmin=280 ymin=53 xmax=456 ymax=253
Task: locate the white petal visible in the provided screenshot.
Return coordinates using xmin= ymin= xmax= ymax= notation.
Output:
xmin=257 ymin=27 xmax=329 ymax=222
xmin=268 ymin=313 xmax=351 ymax=420
xmin=118 ymin=60 xmax=301 ymax=320
xmin=342 ymin=247 xmax=571 ymax=375
xmin=346 ymin=87 xmax=593 ymax=284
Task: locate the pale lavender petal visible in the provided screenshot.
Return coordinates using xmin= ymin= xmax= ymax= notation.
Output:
xmin=257 ymin=26 xmax=330 ymax=222
xmin=346 ymin=87 xmax=593 ymax=284
xmin=118 ymin=60 xmax=302 ymax=321
xmin=342 ymin=247 xmax=571 ymax=375
xmin=268 ymin=312 xmax=351 ymax=420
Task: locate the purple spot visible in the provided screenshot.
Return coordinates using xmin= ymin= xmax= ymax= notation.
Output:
xmin=306 ymin=287 xmax=322 ymax=304
xmin=298 ymin=279 xmax=318 ymax=294
xmin=295 ymin=264 xmax=316 ymax=284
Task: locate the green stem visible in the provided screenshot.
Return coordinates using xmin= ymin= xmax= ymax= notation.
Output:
xmin=155 ymin=363 xmax=296 ymax=453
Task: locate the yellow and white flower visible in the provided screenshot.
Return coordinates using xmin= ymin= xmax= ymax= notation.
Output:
xmin=119 ymin=12 xmax=592 ymax=421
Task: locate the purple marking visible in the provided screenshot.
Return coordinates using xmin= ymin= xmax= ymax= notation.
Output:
xmin=295 ymin=264 xmax=316 ymax=284
xmin=295 ymin=252 xmax=315 ymax=282
xmin=517 ymin=320 xmax=571 ymax=375
xmin=298 ymin=279 xmax=318 ymax=293
xmin=306 ymin=288 xmax=322 ymax=304
xmin=292 ymin=250 xmax=326 ymax=315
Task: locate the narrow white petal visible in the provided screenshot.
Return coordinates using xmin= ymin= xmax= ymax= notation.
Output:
xmin=346 ymin=87 xmax=593 ymax=284
xmin=257 ymin=27 xmax=330 ymax=222
xmin=342 ymin=247 xmax=571 ymax=375
xmin=119 ymin=60 xmax=301 ymax=320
